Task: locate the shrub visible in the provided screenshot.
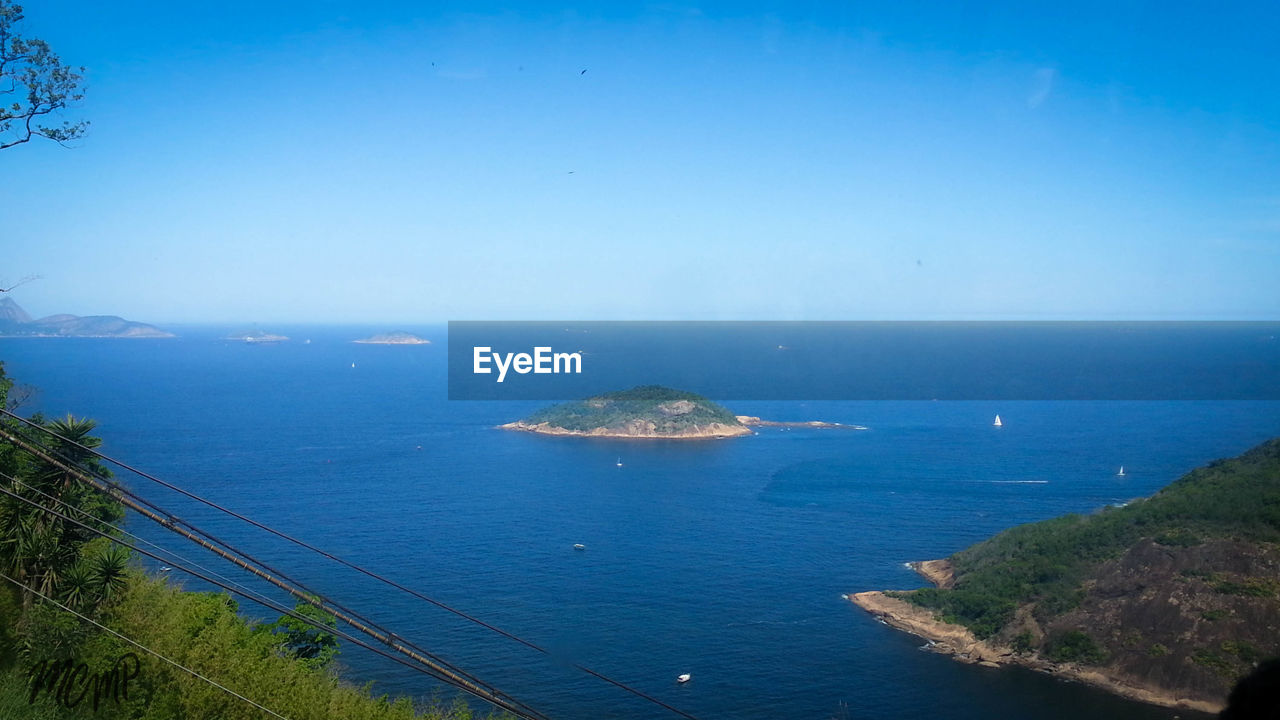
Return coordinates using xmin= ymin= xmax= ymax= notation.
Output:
xmin=1045 ymin=630 xmax=1108 ymax=665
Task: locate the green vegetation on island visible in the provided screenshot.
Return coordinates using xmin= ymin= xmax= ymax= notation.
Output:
xmin=876 ymin=438 xmax=1280 ymax=710
xmin=503 ymin=385 xmax=750 ymax=438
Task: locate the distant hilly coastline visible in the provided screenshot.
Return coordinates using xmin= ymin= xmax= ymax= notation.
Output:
xmin=849 ymin=438 xmax=1280 ymax=713
xmin=0 ymin=297 xmax=174 ymax=338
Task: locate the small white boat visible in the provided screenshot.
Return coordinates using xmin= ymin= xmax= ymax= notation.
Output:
xmin=676 ymin=673 xmax=691 ymax=684
xmin=1117 ymin=466 xmax=1125 ymax=477
xmin=573 ymin=544 xmax=586 ymax=551
xmin=993 ymin=414 xmax=1003 ymax=427
xmin=616 ymin=457 xmax=623 ymax=467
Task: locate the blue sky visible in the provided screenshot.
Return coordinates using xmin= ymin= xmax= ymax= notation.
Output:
xmin=3 ymin=1 xmax=1278 ymax=323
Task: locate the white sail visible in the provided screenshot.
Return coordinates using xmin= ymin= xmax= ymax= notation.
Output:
xmin=993 ymin=414 xmax=1002 ymax=427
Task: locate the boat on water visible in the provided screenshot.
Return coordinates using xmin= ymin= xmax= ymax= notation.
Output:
xmin=676 ymin=673 xmax=691 ymax=684
xmin=993 ymin=414 xmax=1002 ymax=427
xmin=616 ymin=457 xmax=623 ymax=467
xmin=573 ymin=543 xmax=585 ymax=551
xmin=1117 ymin=466 xmax=1126 ymax=477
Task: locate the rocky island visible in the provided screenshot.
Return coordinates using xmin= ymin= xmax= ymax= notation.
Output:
xmin=0 ymin=297 xmax=174 ymax=338
xmin=849 ymin=438 xmax=1280 ymax=714
xmin=353 ymin=331 xmax=430 ymax=345
xmin=501 ymin=385 xmax=752 ymax=439
xmin=226 ymin=330 xmax=289 ymax=343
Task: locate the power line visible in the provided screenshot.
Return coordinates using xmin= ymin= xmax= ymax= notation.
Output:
xmin=0 ymin=429 xmax=494 ymax=696
xmin=0 ymin=569 xmax=293 ymax=720
xmin=0 ymin=427 xmax=551 ymax=720
xmin=0 ymin=469 xmax=278 ymax=609
xmin=0 ymin=481 xmax=549 ymax=720
xmin=1 ymin=408 xmax=704 ymax=720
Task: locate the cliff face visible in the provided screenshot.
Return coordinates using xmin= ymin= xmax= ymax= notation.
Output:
xmin=851 ymin=438 xmax=1280 ymax=714
xmin=501 ymin=385 xmax=752 ymax=439
xmin=1043 ymin=538 xmax=1280 ymax=706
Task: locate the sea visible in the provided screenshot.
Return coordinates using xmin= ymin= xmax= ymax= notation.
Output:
xmin=3 ymin=325 xmax=1278 ymax=720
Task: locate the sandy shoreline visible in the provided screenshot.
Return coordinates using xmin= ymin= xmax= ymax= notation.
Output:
xmin=849 ymin=562 xmax=1223 ymax=714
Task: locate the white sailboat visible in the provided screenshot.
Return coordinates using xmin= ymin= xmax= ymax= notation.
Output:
xmin=616 ymin=457 xmax=623 ymax=467
xmin=993 ymin=414 xmax=1002 ymax=427
xmin=1117 ymin=466 xmax=1125 ymax=477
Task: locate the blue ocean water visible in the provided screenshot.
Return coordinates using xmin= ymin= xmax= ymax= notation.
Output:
xmin=3 ymin=327 xmax=1278 ymax=720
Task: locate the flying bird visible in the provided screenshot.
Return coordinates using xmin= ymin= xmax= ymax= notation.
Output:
xmin=580 ymin=68 xmax=587 ymax=75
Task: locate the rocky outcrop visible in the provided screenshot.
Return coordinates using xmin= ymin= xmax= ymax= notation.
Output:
xmin=499 ymin=419 xmax=751 ymax=439
xmin=850 ymin=560 xmax=1237 ymax=714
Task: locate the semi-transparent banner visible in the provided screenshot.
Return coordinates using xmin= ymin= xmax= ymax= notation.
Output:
xmin=447 ymin=321 xmax=1280 ymax=401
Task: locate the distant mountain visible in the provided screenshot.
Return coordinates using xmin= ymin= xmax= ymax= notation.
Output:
xmin=0 ymin=298 xmax=32 ymax=324
xmin=0 ymin=298 xmax=175 ymax=338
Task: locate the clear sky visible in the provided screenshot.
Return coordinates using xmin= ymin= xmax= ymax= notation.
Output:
xmin=3 ymin=1 xmax=1278 ymax=323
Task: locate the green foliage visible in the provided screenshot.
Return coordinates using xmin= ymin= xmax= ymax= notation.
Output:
xmin=0 ymin=367 xmax=487 ymax=718
xmin=0 ymin=410 xmax=124 ymax=612
xmin=1201 ymin=608 xmax=1229 ymax=621
xmin=1148 ymin=643 xmax=1168 ymax=657
xmin=105 ymin=576 xmax=470 ymax=719
xmin=523 ymin=385 xmax=741 ymax=433
xmin=1044 ymin=630 xmax=1108 ymax=665
xmin=1153 ymin=529 xmax=1201 ymax=547
xmin=0 ymin=665 xmax=65 ymax=720
xmin=903 ymin=587 xmax=1014 ymax=640
xmin=904 ymin=438 xmax=1280 ymax=639
xmin=1191 ymin=648 xmax=1237 ymax=677
xmin=0 ymin=0 xmax=88 ymax=150
xmin=1011 ymin=631 xmax=1035 ymax=655
xmin=256 ymin=601 xmax=340 ymax=670
xmin=1221 ymin=640 xmax=1260 ymax=663
xmin=1212 ymin=577 xmax=1279 ymax=598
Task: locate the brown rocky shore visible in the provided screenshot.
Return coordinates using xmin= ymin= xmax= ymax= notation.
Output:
xmin=849 ymin=561 xmax=1224 ymax=714
xmin=498 ymin=419 xmax=751 ymax=439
